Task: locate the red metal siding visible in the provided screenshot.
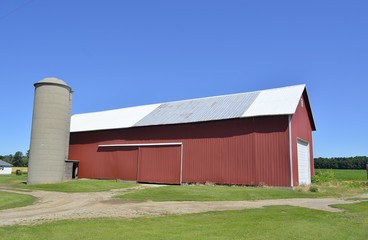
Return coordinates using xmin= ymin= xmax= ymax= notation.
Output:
xmin=69 ymin=116 xmax=291 ymax=186
xmin=180 ymin=117 xmax=290 ymax=186
xmin=137 ymin=146 xmax=181 ymax=184
xmin=254 ymin=117 xmax=290 ymax=186
xmin=68 ymin=144 xmax=139 ymax=180
xmin=291 ymin=92 xmax=314 ymax=186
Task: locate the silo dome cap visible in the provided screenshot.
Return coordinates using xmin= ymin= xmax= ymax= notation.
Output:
xmin=34 ymin=77 xmax=72 ymax=92
xmin=37 ymin=77 xmax=68 ymax=86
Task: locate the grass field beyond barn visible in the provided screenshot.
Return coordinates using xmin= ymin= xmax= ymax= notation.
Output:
xmin=11 ymin=167 xmax=28 ymax=174
xmin=320 ymin=169 xmax=367 ymax=181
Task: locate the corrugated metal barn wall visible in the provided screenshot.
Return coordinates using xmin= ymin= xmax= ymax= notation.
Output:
xmin=291 ymin=91 xmax=314 ymax=186
xmin=69 ymin=116 xmax=291 ymax=186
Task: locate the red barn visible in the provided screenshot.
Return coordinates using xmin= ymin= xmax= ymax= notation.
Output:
xmin=68 ymin=84 xmax=316 ymax=187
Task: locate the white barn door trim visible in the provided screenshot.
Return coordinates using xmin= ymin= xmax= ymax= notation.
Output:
xmin=297 ymin=139 xmax=311 ymax=185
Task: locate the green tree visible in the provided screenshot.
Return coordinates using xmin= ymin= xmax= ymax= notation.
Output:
xmin=3 ymin=154 xmax=13 ymax=164
xmin=314 ymin=156 xmax=368 ymax=169
xmin=22 ymin=150 xmax=29 ymax=167
xmin=12 ymin=151 xmax=23 ymax=167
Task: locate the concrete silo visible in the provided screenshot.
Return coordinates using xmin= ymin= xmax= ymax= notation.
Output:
xmin=28 ymin=78 xmax=73 ymax=184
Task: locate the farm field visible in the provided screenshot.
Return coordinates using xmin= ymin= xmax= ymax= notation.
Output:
xmin=318 ymin=169 xmax=367 ymax=181
xmin=11 ymin=167 xmax=28 ymax=174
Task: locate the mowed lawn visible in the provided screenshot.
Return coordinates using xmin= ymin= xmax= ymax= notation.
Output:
xmin=0 ymin=174 xmax=137 ymax=192
xmin=117 ymin=168 xmax=368 ymax=201
xmin=0 ymin=174 xmax=36 ymax=210
xmin=19 ymin=179 xmax=137 ymax=192
xmin=0 ymin=173 xmax=27 ymax=185
xmin=118 ymin=184 xmax=325 ymax=201
xmin=0 ymin=202 xmax=367 ymax=240
xmin=117 ymin=181 xmax=368 ymax=202
xmin=0 ymin=191 xmax=36 ymax=210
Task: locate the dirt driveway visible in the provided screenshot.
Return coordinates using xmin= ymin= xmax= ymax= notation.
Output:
xmin=0 ymin=186 xmax=366 ymax=226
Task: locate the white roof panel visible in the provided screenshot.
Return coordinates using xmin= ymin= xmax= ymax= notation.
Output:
xmin=70 ymin=104 xmax=160 ymax=132
xmin=242 ymin=84 xmax=305 ymax=117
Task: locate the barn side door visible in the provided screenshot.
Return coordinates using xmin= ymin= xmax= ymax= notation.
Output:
xmin=297 ymin=139 xmax=311 ymax=185
xmin=115 ymin=147 xmax=139 ymax=181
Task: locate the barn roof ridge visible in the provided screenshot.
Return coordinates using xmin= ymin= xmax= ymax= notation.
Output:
xmin=75 ymin=84 xmax=307 ymax=113
xmin=164 ymin=83 xmax=306 ymax=103
xmin=70 ymin=84 xmax=312 ymax=132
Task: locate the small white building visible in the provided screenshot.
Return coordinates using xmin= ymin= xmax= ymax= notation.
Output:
xmin=0 ymin=160 xmax=13 ymax=175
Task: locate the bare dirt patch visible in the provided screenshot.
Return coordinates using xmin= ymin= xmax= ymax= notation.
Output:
xmin=0 ymin=187 xmax=363 ymax=227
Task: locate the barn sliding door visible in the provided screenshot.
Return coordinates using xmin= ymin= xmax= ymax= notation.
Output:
xmin=97 ymin=146 xmax=138 ymax=180
xmin=98 ymin=143 xmax=182 ymax=184
xmin=137 ymin=145 xmax=181 ymax=184
xmin=115 ymin=147 xmax=138 ymax=181
xmin=297 ymin=139 xmax=311 ymax=185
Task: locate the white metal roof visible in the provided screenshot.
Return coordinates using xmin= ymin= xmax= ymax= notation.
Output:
xmin=71 ymin=84 xmax=310 ymax=132
xmin=242 ymin=84 xmax=305 ymax=117
xmin=70 ymin=104 xmax=160 ymax=132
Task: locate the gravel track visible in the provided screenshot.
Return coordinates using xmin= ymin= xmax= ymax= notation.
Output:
xmin=0 ymin=187 xmax=365 ymax=226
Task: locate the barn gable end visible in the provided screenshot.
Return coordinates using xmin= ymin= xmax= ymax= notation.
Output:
xmin=290 ymin=90 xmax=315 ymax=186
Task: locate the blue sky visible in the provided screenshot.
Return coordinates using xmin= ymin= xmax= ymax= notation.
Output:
xmin=0 ymin=0 xmax=367 ymax=157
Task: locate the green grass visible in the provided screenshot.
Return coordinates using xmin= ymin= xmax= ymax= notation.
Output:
xmin=17 ymin=179 xmax=138 ymax=192
xmin=0 ymin=191 xmax=37 ymax=210
xmin=0 ymin=201 xmax=367 ymax=240
xmin=0 ymin=174 xmax=137 ymax=192
xmin=0 ymin=174 xmax=27 ymax=185
xmin=320 ymin=169 xmax=368 ymax=181
xmin=117 ymin=179 xmax=368 ymax=202
xmin=0 ymin=170 xmax=366 ymax=239
xmin=117 ymin=185 xmax=327 ymax=201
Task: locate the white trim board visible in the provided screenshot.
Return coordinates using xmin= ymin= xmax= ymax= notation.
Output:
xmin=98 ymin=142 xmax=182 ymax=147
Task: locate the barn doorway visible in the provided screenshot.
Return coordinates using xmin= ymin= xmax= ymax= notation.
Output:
xmin=65 ymin=160 xmax=79 ymax=180
xmin=297 ymin=139 xmax=311 ymax=185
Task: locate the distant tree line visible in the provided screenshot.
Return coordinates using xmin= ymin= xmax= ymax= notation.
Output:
xmin=0 ymin=150 xmax=29 ymax=167
xmin=314 ymin=156 xmax=368 ymax=169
